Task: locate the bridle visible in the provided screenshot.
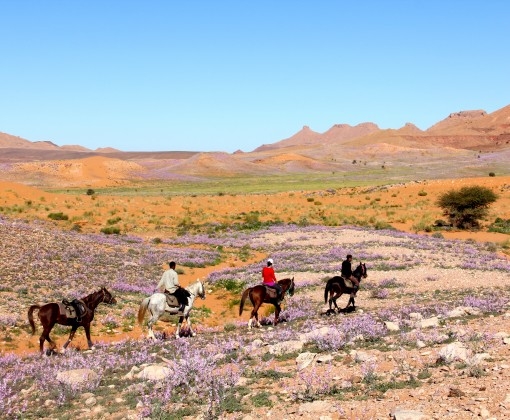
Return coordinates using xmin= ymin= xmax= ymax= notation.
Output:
xmin=101 ymin=288 xmax=115 ymax=304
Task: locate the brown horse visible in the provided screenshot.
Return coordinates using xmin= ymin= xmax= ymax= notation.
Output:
xmin=239 ymin=277 xmax=295 ymax=329
xmin=324 ymin=262 xmax=367 ymax=313
xmin=28 ymin=287 xmax=116 ymax=354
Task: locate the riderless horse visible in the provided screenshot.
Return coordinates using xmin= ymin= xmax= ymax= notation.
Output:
xmin=138 ymin=279 xmax=206 ymax=339
xmin=28 ymin=287 xmax=117 ymax=354
xmin=239 ymin=277 xmax=295 ymax=329
xmin=324 ymin=262 xmax=367 ymax=312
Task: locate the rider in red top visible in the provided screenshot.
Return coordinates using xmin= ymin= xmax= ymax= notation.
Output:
xmin=262 ymin=259 xmax=282 ymax=302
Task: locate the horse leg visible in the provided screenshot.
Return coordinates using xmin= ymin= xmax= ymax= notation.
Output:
xmin=147 ymin=315 xmax=158 ymax=340
xmin=274 ymin=303 xmax=281 ymax=326
xmin=83 ymin=323 xmax=94 ymax=349
xmin=344 ymin=295 xmax=355 ymax=310
xmin=186 ymin=313 xmax=196 ymax=337
xmin=328 ymin=293 xmax=335 ymax=310
xmin=62 ymin=325 xmax=78 ymax=351
xmin=331 ymin=292 xmax=342 ymax=311
xmin=248 ymin=306 xmax=259 ymax=329
xmin=175 ymin=315 xmax=185 ymax=339
xmin=41 ymin=324 xmax=57 ymax=354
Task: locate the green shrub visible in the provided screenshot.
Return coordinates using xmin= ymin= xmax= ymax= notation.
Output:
xmin=418 ymin=190 xmax=428 ymax=196
xmin=86 ymin=189 xmax=95 ymax=195
xmin=488 ymin=218 xmax=510 ymax=234
xmin=436 ymin=186 xmax=498 ymax=229
xmin=48 ymin=212 xmax=69 ymax=221
xmin=489 ymin=172 xmax=495 ymax=177
xmin=100 ymin=226 xmax=120 ymax=235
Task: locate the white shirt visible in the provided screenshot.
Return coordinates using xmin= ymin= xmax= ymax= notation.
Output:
xmin=157 ymin=269 xmax=180 ymax=293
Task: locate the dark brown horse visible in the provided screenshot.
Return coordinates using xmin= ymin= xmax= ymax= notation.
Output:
xmin=324 ymin=262 xmax=367 ymax=313
xmin=239 ymin=277 xmax=295 ymax=329
xmin=28 ymin=287 xmax=116 ymax=354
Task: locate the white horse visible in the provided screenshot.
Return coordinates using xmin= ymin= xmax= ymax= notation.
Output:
xmin=138 ymin=279 xmax=206 ymax=339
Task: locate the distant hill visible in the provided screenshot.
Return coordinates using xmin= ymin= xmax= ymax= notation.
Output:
xmin=1 ymin=103 xmax=509 ymax=187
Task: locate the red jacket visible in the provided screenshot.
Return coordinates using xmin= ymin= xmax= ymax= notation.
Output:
xmin=262 ymin=266 xmax=277 ymax=286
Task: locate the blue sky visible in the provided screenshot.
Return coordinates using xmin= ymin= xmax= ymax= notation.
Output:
xmin=1 ymin=1 xmax=509 ymax=153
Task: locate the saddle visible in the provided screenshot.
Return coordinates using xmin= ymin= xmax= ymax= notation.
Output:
xmin=264 ymin=286 xmax=279 ymax=299
xmin=60 ymin=299 xmax=86 ymax=321
xmin=342 ymin=277 xmax=355 ymax=288
xmin=164 ymin=291 xmax=180 ymax=308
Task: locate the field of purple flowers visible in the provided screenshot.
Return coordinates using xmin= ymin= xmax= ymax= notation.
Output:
xmin=1 ymin=214 xmax=510 ymax=419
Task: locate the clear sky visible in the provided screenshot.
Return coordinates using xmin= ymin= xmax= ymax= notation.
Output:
xmin=1 ymin=1 xmax=509 ymax=153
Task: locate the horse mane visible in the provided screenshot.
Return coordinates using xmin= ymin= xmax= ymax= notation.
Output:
xmin=81 ymin=288 xmax=107 ymax=305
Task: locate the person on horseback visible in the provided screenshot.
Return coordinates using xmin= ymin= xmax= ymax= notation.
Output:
xmin=341 ymin=254 xmax=360 ymax=292
xmin=157 ymin=261 xmax=189 ymax=316
xmin=262 ymin=258 xmax=282 ymax=303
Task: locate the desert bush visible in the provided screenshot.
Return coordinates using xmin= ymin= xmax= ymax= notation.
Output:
xmin=107 ymin=216 xmax=122 ymax=225
xmin=100 ymin=226 xmax=120 ymax=235
xmin=489 ymin=172 xmax=495 ymax=177
xmin=488 ymin=218 xmax=510 ymax=234
xmin=86 ymin=189 xmax=95 ymax=195
xmin=418 ymin=190 xmax=428 ymax=196
xmin=47 ymin=212 xmax=69 ymax=221
xmin=436 ymin=186 xmax=498 ymax=229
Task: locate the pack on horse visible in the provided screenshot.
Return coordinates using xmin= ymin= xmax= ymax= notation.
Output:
xmin=138 ymin=279 xmax=206 ymax=339
xmin=324 ymin=262 xmax=367 ymax=313
xmin=28 ymin=287 xmax=117 ymax=354
xmin=239 ymin=277 xmax=295 ymax=329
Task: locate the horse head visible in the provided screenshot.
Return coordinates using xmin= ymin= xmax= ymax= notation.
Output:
xmin=355 ymin=262 xmax=368 ymax=279
xmin=188 ymin=279 xmax=206 ymax=300
xmin=288 ymin=277 xmax=295 ymax=296
xmin=197 ymin=280 xmax=206 ymax=300
xmin=280 ymin=277 xmax=295 ymax=297
xmin=101 ymin=287 xmax=117 ymax=305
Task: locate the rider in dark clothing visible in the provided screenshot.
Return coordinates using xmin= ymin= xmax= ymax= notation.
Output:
xmin=341 ymin=254 xmax=360 ymax=290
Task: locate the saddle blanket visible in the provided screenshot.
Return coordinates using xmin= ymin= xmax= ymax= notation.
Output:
xmin=58 ymin=302 xmax=78 ymax=319
xmin=265 ymin=286 xmax=278 ymax=299
xmin=59 ymin=299 xmax=86 ymax=319
xmin=164 ymin=293 xmax=179 ymax=307
xmin=343 ymin=278 xmax=354 ymax=288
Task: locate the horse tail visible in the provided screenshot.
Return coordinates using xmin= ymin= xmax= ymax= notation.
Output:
xmin=239 ymin=288 xmax=251 ymax=316
xmin=324 ymin=279 xmax=332 ymax=303
xmin=28 ymin=305 xmax=40 ymax=335
xmin=137 ymin=297 xmax=150 ymax=325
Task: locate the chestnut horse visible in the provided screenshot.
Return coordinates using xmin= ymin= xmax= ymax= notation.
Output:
xmin=239 ymin=277 xmax=295 ymax=329
xmin=28 ymin=287 xmax=116 ymax=354
xmin=324 ymin=262 xmax=367 ymax=312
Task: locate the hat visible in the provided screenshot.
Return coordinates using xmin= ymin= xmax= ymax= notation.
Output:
xmin=267 ymin=258 xmax=274 ymax=265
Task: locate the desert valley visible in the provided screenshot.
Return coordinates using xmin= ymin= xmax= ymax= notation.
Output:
xmin=1 ymin=105 xmax=510 ymax=419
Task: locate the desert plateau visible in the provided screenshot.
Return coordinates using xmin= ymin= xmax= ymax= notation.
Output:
xmin=1 ymin=106 xmax=510 ymax=419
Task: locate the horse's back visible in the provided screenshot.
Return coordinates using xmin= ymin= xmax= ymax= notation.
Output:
xmin=327 ymin=276 xmax=343 ymax=287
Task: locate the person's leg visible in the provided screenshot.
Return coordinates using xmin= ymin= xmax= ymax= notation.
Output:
xmin=350 ymin=276 xmax=359 ymax=289
xmin=174 ymin=289 xmax=186 ymax=315
xmin=276 ymin=284 xmax=283 ymax=302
